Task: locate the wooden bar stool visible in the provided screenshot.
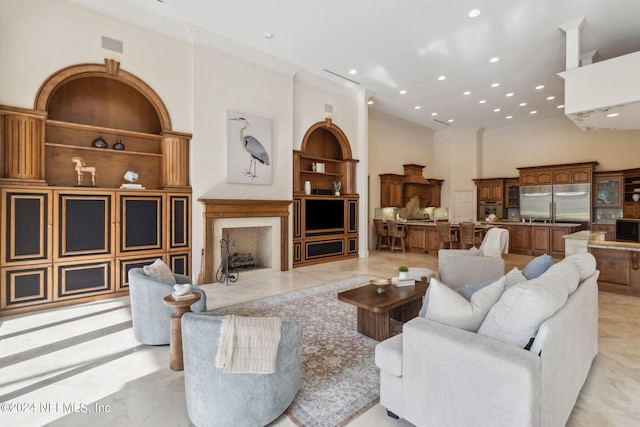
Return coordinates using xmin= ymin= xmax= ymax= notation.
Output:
xmin=387 ymin=220 xmax=406 ymax=253
xmin=373 ymin=219 xmax=390 ymax=251
xmin=437 ymin=221 xmax=458 ymax=249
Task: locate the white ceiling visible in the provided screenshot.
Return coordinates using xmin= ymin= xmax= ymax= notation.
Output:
xmin=85 ymin=0 xmax=640 ymax=131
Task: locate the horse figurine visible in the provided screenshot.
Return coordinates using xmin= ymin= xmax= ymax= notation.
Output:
xmin=71 ymin=157 xmax=96 ymax=186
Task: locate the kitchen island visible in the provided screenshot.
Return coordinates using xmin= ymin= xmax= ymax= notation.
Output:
xmin=379 ymin=220 xmax=582 ymax=257
xmin=588 ymin=239 xmax=640 ymax=297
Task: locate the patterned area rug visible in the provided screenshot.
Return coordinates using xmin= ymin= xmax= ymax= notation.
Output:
xmin=214 ymin=275 xmax=401 ymax=427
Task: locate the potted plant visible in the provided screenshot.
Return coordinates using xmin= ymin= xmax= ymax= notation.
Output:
xmin=398 ymin=265 xmax=409 ymax=280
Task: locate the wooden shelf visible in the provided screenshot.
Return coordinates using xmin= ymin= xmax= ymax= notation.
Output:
xmin=46 ymin=142 xmax=163 ymax=158
xmin=47 ymin=119 xmax=162 ymax=139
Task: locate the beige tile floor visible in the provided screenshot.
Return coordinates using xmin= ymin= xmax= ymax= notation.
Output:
xmin=0 ymin=251 xmax=639 ymax=426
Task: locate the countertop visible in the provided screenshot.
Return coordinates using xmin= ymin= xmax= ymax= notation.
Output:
xmin=587 ymin=240 xmax=640 ymax=252
xmin=387 ymin=220 xmax=583 ymax=228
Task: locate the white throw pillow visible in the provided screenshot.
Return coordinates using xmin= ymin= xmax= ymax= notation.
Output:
xmin=143 ymin=258 xmax=176 ymax=284
xmin=505 ymin=267 xmax=527 ymax=289
xmin=562 ymin=253 xmax=597 ymax=283
xmin=478 ymin=262 xmax=579 ymax=348
xmin=425 ymin=276 xmax=506 ymax=332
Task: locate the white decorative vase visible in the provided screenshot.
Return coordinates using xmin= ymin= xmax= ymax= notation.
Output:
xmin=335 ymin=191 xmax=340 ymax=196
xmin=633 ymin=193 xmax=640 ymax=202
xmin=399 ymin=271 xmax=408 ymax=280
xmin=304 ymin=180 xmax=311 ymax=195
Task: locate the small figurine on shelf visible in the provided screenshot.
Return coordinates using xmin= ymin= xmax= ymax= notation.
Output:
xmin=334 ymin=180 xmax=341 ymax=196
xmin=113 ymin=139 xmax=125 ymax=150
xmin=91 ymin=135 xmax=108 ymax=149
xmin=72 ymin=157 xmax=96 ymax=186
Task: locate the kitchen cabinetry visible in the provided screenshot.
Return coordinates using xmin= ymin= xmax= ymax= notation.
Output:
xmin=589 ymin=246 xmax=640 ymax=297
xmin=505 ymin=178 xmax=520 ymax=208
xmin=530 ymin=225 xmax=580 ymax=257
xmin=293 ymin=119 xmax=359 ymax=267
xmin=591 ymin=223 xmax=615 ymax=241
xmin=593 ymin=172 xmax=623 ymax=222
xmin=476 ymin=179 xmax=504 ymax=201
xmin=379 ymin=165 xmax=443 ymax=209
xmin=502 ymin=224 xmax=529 ymax=255
xmin=379 ymin=174 xmax=404 ymax=207
xmin=518 ymin=162 xmax=597 ymax=186
xmin=0 ymin=60 xmax=191 ymax=316
xmin=622 ymin=169 xmax=640 ymax=219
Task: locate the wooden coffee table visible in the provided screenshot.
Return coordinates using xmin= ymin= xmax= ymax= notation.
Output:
xmin=338 ymin=279 xmax=429 ymax=341
xmin=163 ymin=293 xmax=201 ymax=371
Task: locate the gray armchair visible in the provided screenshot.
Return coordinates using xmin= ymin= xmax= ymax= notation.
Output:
xmin=128 ymin=268 xmax=207 ymax=345
xmin=181 ymin=312 xmax=303 ymax=427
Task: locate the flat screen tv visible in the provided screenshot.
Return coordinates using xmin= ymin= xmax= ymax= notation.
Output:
xmin=305 ymin=199 xmax=344 ymax=231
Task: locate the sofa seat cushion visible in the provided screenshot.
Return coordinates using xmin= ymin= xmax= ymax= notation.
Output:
xmin=375 ymin=333 xmax=403 ymax=377
xmin=423 ymin=276 xmax=506 ymax=332
xmin=478 ymin=260 xmax=580 ymax=348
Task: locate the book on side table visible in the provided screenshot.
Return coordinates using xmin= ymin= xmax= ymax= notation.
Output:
xmin=392 ymin=277 xmax=416 ymax=287
xmin=172 ymin=291 xmax=195 ymax=301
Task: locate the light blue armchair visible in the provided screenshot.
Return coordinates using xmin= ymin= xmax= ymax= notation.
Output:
xmin=128 ymin=268 xmax=207 ymax=345
xmin=181 ymin=312 xmax=302 ymax=427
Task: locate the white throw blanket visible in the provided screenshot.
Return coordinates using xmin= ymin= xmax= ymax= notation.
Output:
xmin=479 ymin=228 xmax=509 ymax=257
xmin=215 ymin=315 xmax=282 ymax=374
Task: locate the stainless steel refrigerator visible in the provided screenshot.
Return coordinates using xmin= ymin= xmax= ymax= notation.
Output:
xmin=520 ymin=184 xmax=590 ymax=223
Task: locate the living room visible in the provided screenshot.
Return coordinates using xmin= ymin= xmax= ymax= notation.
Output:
xmin=2 ymin=1 xmax=640 ymax=426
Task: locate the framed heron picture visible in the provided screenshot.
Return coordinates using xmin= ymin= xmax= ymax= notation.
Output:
xmin=226 ymin=111 xmax=273 ymax=185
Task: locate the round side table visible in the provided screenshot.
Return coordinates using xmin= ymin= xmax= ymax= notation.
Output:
xmin=163 ymin=293 xmax=201 ymax=371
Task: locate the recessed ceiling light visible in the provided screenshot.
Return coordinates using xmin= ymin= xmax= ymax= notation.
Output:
xmin=414 ymin=106 xmax=421 ymax=110
xmin=506 ymin=93 xmax=514 ymax=97
xmin=506 ymin=116 xmax=513 ymax=119
xmin=557 ymin=104 xmax=565 ymax=109
xmin=491 ymin=83 xmax=500 ymax=88
xmin=448 ymin=119 xmax=454 ymax=123
xmin=463 ymin=91 xmax=471 ymax=95
xmin=479 ymin=100 xmax=487 ymax=104
xmin=606 ymin=113 xmax=620 ymax=118
xmin=530 ymin=110 xmax=537 ymax=114
xmin=489 ymin=57 xmax=500 ymax=63
xmin=431 ymin=112 xmax=438 ymax=116
xmin=546 ymin=96 xmax=556 ymax=100
xmin=438 ymin=75 xmax=446 ymax=81
xmin=400 ymin=90 xmax=407 ymax=95
xmin=367 ymin=99 xmax=374 ymax=105
xmin=263 ymin=32 xmax=274 ymax=39
xmin=493 ymin=108 xmax=501 ymax=112
xmin=519 ymin=102 xmax=527 ymax=107
xmin=468 ymin=9 xmax=481 ymax=18
xmin=535 ymin=85 xmax=544 ymax=90
xmin=349 ymin=69 xmax=357 ymax=75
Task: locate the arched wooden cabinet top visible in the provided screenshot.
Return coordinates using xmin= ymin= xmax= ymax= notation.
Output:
xmin=0 ymin=58 xmax=192 ymax=189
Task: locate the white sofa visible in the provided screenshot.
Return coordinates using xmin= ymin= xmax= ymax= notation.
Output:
xmin=375 ymin=253 xmax=599 ymax=427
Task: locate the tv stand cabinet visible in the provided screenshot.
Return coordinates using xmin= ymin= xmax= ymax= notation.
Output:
xmin=293 ymin=118 xmax=359 ymax=267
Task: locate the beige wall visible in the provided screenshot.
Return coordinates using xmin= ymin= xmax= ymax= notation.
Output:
xmin=482 ymin=118 xmax=640 ymax=177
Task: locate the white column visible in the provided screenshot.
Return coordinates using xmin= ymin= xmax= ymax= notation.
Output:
xmin=559 ymin=17 xmax=586 ymax=70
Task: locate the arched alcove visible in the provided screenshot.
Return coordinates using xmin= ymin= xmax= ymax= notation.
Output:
xmin=300 ymin=117 xmax=353 ymax=160
xmin=35 ymin=59 xmax=171 ymax=131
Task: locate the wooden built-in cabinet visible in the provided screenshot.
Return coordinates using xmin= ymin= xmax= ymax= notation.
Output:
xmin=590 ymin=247 xmax=640 ymax=297
xmin=0 ymin=59 xmax=191 ymax=315
xmin=379 ymin=165 xmax=443 ymax=209
xmin=518 ymin=162 xmax=597 ymax=186
xmin=293 ymin=118 xmax=359 ymax=267
xmin=476 ymin=179 xmax=503 ymax=201
xmin=379 ymin=174 xmax=404 ymax=207
xmin=530 ymin=225 xmax=581 ymax=257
